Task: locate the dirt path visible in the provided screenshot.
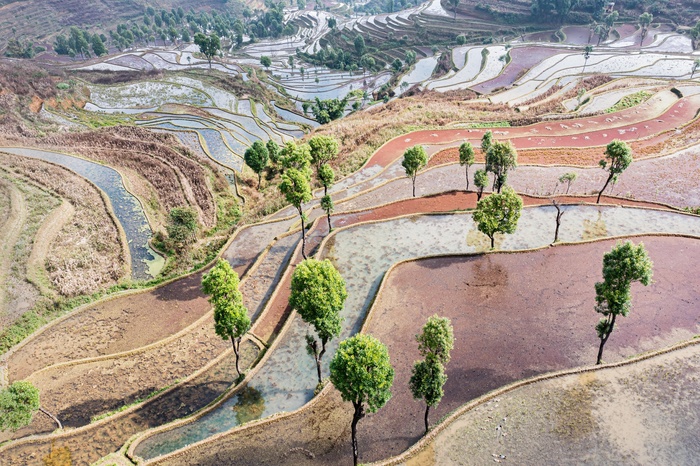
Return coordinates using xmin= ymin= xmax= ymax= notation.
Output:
xmin=26 ymin=200 xmax=75 ymax=296
xmin=0 ymin=177 xmax=27 ymax=317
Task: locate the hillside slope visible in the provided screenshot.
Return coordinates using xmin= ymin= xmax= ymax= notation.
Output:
xmin=0 ymin=0 xmax=257 ymax=47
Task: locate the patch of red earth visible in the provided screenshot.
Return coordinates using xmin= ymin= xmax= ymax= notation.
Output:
xmin=367 ymin=95 xmax=699 ymax=169
xmin=255 ymin=191 xmax=674 ymax=345
xmin=185 ymin=235 xmax=700 ymax=466
xmin=473 ymin=46 xmax=563 ymax=94
xmin=427 ymin=146 xmax=608 ymax=167
xmin=351 ymin=236 xmax=700 ymax=463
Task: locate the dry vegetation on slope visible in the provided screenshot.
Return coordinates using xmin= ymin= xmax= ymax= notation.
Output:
xmin=0 ymin=154 xmax=127 ymax=297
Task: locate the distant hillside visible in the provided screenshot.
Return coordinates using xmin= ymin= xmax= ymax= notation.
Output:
xmin=0 ymin=0 xmax=261 ymax=48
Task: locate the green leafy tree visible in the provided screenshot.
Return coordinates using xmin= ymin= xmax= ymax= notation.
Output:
xmin=594 ymin=241 xmax=653 ymax=364
xmin=319 ymin=163 xmax=335 ymax=230
xmin=409 ymin=315 xmax=454 ymax=433
xmin=402 ymin=145 xmax=428 ymax=197
xmin=638 ymin=12 xmax=653 ymax=46
xmin=312 ymin=97 xmax=348 ymax=124
xmin=330 ymin=334 xmax=395 ymax=466
xmin=194 ymin=32 xmax=221 ymax=68
xmin=474 ymin=169 xmax=489 ymax=201
xmin=391 ymin=58 xmax=403 ymax=72
xmin=91 ymin=34 xmax=107 ymax=56
xmin=279 ymin=168 xmax=312 ymax=258
xmin=597 ymin=139 xmax=632 ymax=203
xmin=458 ymin=142 xmax=475 ymax=191
xmin=481 ymin=130 xmax=493 ymax=154
xmin=410 ymin=358 xmax=446 ymax=434
xmin=559 ymin=172 xmax=577 ymax=194
xmin=309 ymin=135 xmax=339 ymax=173
xmin=260 ymin=55 xmax=272 ymax=68
xmin=290 ymin=259 xmax=347 ymax=384
xmin=279 ymin=141 xmax=312 ymax=174
xmin=244 ymin=140 xmax=269 ymax=189
xmin=267 ymin=139 xmax=280 ymax=165
xmin=485 ymin=140 xmax=518 ymax=193
xmin=321 ymin=194 xmax=335 ymax=232
xmin=202 ymin=259 xmax=251 ymax=377
xmin=472 ymin=187 xmax=523 ymax=249
xmin=354 ymin=35 xmax=365 ymax=56
xmin=448 ymin=0 xmax=460 ymax=19
xmin=166 ymin=207 xmax=198 ymax=251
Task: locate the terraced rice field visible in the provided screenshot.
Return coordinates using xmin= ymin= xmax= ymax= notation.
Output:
xmin=3 ymin=7 xmax=700 ymax=465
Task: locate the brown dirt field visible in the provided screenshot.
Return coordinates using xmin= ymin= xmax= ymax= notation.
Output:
xmin=169 ymin=236 xmax=700 ymax=465
xmin=23 ymin=316 xmax=227 ymax=430
xmin=6 ymin=270 xmax=210 ymax=381
xmin=0 ymin=341 xmax=260 ymax=463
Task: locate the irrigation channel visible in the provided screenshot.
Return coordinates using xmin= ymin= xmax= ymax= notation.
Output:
xmin=134 ymin=204 xmax=700 ymax=459
xmin=0 ymin=147 xmax=163 ymax=280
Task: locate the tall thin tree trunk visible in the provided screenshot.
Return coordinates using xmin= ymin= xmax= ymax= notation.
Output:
xmin=351 ymin=402 xmax=364 ymax=466
xmin=299 ymin=206 xmax=307 ymax=259
xmin=424 ymin=404 xmax=430 ymax=434
xmin=258 ymin=172 xmax=262 ymax=189
xmin=477 ymin=187 xmax=483 ymax=201
xmin=596 ymin=315 xmax=616 ymax=364
xmin=412 ymin=175 xmax=416 ymax=197
xmin=40 ymin=407 xmax=62 ymax=430
xmin=465 ymin=166 xmax=470 ymax=191
xmin=553 ymin=202 xmax=562 ymax=243
xmin=597 ymin=173 xmax=613 ymax=203
xmin=490 ymin=235 xmax=495 ymax=249
xmin=231 ymin=335 xmax=241 ymax=376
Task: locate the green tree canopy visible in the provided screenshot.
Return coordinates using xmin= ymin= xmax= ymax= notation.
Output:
xmin=481 ymin=130 xmax=493 ymax=154
xmin=267 ymin=139 xmax=280 ymax=165
xmin=309 ymin=135 xmax=339 ymax=171
xmin=354 ymin=35 xmax=365 ymax=56
xmin=594 ymin=241 xmax=652 ymax=364
xmin=409 ymin=357 xmax=447 ymax=434
xmin=485 ymin=140 xmax=518 ymax=193
xmin=416 ymin=315 xmax=454 ymax=365
xmin=474 ymin=169 xmax=489 ymax=201
xmin=330 ymin=334 xmax=394 ymax=465
xmin=244 ymin=140 xmax=269 ymax=189
xmin=0 ymin=381 xmax=40 ymax=432
xmin=597 ymin=139 xmax=632 ymax=203
xmin=472 ymin=187 xmax=523 ymax=249
xmin=280 ymin=141 xmax=312 ymax=174
xmin=202 ymin=258 xmax=251 ymax=376
xmin=410 ymin=315 xmax=454 ymax=433
xmin=458 ymin=142 xmax=475 ymax=191
xmin=260 ymin=55 xmax=272 ymax=68
xmin=290 ymin=258 xmax=347 ymax=384
xmin=638 ymin=12 xmax=653 ymax=45
xmin=402 ymin=145 xmax=428 ymax=197
xmin=279 ymin=168 xmax=312 ymax=258
xmin=194 ymin=32 xmax=221 ymax=68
